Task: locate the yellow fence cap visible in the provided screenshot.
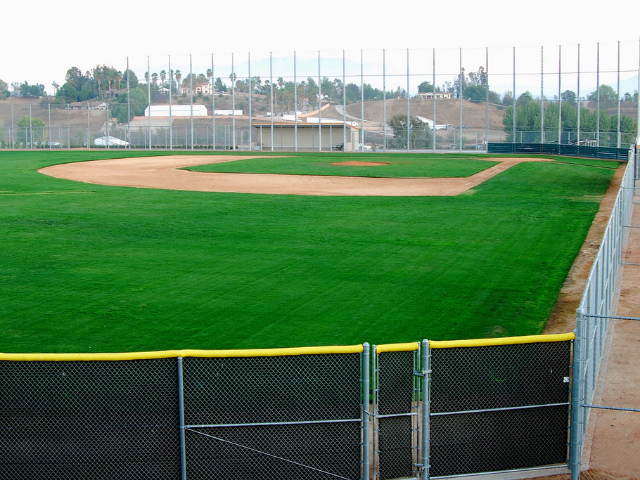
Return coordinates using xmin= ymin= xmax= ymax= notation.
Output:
xmin=0 ymin=345 xmax=365 ymax=362
xmin=429 ymin=332 xmax=575 ymax=349
xmin=375 ymin=342 xmax=421 ymax=353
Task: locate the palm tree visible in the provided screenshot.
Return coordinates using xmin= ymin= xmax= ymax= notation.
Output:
xmin=105 ymin=69 xmax=114 ymax=95
xmin=95 ymin=74 xmax=103 ymax=98
xmin=277 ymin=77 xmax=285 ymax=112
xmin=152 ymin=73 xmax=158 ymax=87
xmin=160 ymin=70 xmax=166 ymax=88
xmin=175 ymin=70 xmax=182 ymax=93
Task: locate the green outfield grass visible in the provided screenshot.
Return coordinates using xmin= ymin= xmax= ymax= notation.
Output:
xmin=0 ymin=151 xmax=618 ymax=353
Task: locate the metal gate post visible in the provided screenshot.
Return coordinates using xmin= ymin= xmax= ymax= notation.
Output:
xmin=421 ymin=340 xmax=430 ymax=480
xmin=178 ymin=357 xmax=187 ymax=480
xmin=363 ymin=343 xmax=371 ymax=480
xmin=569 ymin=311 xmax=585 ymax=479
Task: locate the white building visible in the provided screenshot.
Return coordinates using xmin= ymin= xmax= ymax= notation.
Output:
xmin=415 ymin=91 xmax=452 ymax=100
xmin=214 ymin=110 xmax=243 ymax=116
xmin=144 ymin=105 xmax=208 ymax=117
xmin=94 ymin=136 xmax=129 ymax=147
xmin=253 ymin=121 xmax=360 ymax=151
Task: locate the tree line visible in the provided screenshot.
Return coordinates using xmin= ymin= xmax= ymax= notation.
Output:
xmin=502 ymin=90 xmax=636 ymax=143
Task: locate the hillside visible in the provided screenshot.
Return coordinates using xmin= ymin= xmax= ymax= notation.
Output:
xmin=340 ymin=97 xmax=507 ymax=130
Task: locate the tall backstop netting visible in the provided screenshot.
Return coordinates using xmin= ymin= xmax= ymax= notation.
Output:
xmin=2 ymin=40 xmax=638 ymax=153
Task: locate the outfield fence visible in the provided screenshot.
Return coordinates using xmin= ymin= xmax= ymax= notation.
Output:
xmin=1 ymin=335 xmax=576 ymax=480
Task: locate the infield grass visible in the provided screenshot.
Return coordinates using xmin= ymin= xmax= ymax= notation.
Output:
xmin=187 ymin=153 xmax=500 ymax=177
xmin=0 ymin=151 xmax=618 ymax=353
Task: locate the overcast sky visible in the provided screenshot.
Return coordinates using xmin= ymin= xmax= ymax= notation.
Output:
xmin=2 ymin=0 xmax=639 ymax=96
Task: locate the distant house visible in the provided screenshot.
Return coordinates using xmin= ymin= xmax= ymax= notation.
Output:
xmin=179 ymin=83 xmax=213 ymax=96
xmin=415 ymin=91 xmax=452 ymax=100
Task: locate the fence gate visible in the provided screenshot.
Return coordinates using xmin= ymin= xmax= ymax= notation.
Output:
xmin=427 ymin=335 xmax=573 ymax=478
xmin=179 ymin=347 xmax=367 ymax=480
xmin=373 ymin=343 xmax=421 ymax=480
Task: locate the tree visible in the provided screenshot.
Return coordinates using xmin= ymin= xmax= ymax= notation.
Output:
xmin=454 ymin=68 xmax=466 ymax=98
xmin=468 ymin=66 xmax=488 ymax=87
xmin=252 ymin=76 xmax=262 ymax=96
xmin=387 ymin=114 xmax=433 ymax=149
xmin=332 ymin=78 xmax=343 ymax=102
xmin=123 ymin=69 xmax=138 ymax=89
xmin=517 ymin=91 xmax=534 ymax=108
xmin=417 ymin=81 xmax=435 ymax=93
xmin=116 ymin=71 xmax=123 ymax=90
xmin=344 ymin=83 xmax=360 ymax=104
xmin=214 ymin=77 xmax=226 ymax=93
xmin=588 ymin=84 xmax=618 ymax=110
xmin=463 ymin=85 xmax=486 ymax=103
xmin=16 ymin=116 xmax=46 ymax=144
xmin=19 ymin=82 xmax=45 ymax=98
xmin=561 ymin=90 xmax=577 ymax=107
xmin=65 ymin=67 xmax=84 ymax=89
xmin=0 ymin=79 xmax=9 ymax=99
xmin=111 ymin=87 xmax=148 ymax=123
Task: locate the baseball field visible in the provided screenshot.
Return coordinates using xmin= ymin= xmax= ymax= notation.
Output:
xmin=0 ymin=150 xmax=617 ymax=353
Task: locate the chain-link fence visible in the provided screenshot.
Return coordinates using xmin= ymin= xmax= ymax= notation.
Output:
xmin=373 ymin=344 xmax=421 ymax=480
xmin=569 ymin=148 xmax=639 ymax=479
xmin=2 ymin=335 xmax=578 ymax=480
xmin=0 ymin=346 xmax=369 ymax=480
xmin=428 ymin=337 xmax=573 ymax=478
xmin=568 ymin=146 xmax=640 ymax=480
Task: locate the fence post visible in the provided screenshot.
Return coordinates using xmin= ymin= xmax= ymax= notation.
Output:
xmin=569 ymin=311 xmax=585 ymax=479
xmin=363 ymin=343 xmax=370 ymax=480
xmin=178 ymin=356 xmax=187 ymax=480
xmin=421 ymin=340 xmax=430 ymax=480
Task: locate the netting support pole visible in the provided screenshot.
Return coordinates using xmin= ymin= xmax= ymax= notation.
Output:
xmin=569 ymin=312 xmax=585 ymax=480
xmin=363 ymin=343 xmax=371 ymax=480
xmin=178 ymin=356 xmax=187 ymax=480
